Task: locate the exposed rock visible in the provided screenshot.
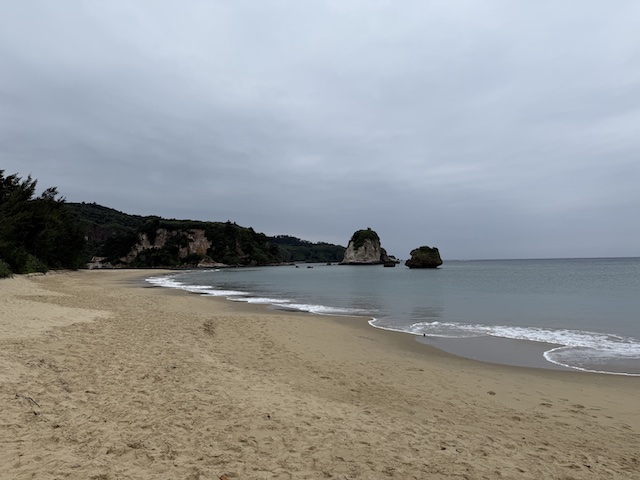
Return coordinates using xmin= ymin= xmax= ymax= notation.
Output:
xmin=340 ymin=228 xmax=394 ymax=265
xmin=121 ymin=229 xmax=170 ymax=264
xmin=196 ymin=257 xmax=228 ymax=268
xmin=180 ymin=229 xmax=212 ymax=257
xmin=405 ymin=246 xmax=443 ymax=269
xmin=122 ymin=229 xmax=212 ymax=264
xmin=86 ymin=256 xmax=113 ymax=269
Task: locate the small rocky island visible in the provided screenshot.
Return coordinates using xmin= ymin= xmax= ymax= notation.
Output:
xmin=405 ymin=246 xmax=443 ymax=269
xmin=340 ymin=228 xmax=397 ymax=265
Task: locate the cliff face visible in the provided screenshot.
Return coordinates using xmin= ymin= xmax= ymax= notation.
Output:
xmin=122 ymin=229 xmax=211 ymax=264
xmin=70 ymin=203 xmax=346 ymax=267
xmin=340 ymin=229 xmax=392 ymax=265
xmin=91 ymin=224 xmax=280 ymax=268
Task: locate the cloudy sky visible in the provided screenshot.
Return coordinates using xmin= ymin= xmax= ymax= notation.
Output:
xmin=1 ymin=1 xmax=639 ymax=260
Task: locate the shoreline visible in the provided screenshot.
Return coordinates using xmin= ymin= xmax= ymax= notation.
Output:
xmin=145 ymin=268 xmax=640 ymax=376
xmin=145 ymin=270 xmax=567 ymax=373
xmin=1 ymin=269 xmax=639 ymax=479
xmin=141 ymin=268 xmax=639 ymax=385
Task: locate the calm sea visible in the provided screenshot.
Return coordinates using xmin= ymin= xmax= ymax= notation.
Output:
xmin=146 ymin=257 xmax=640 ymax=376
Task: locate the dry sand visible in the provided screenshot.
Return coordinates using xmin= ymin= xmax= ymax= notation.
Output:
xmin=1 ymin=270 xmax=639 ymax=479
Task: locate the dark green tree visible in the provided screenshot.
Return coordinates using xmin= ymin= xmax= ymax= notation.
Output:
xmin=0 ymin=170 xmax=86 ymax=274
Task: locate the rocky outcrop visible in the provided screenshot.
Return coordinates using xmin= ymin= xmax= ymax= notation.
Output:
xmin=179 ymin=229 xmax=212 ymax=258
xmin=87 ymin=256 xmax=113 ymax=269
xmin=196 ymin=257 xmax=229 ymax=268
xmin=405 ymin=246 xmax=443 ymax=269
xmin=340 ymin=228 xmax=394 ymax=265
xmin=122 ymin=229 xmax=212 ymax=264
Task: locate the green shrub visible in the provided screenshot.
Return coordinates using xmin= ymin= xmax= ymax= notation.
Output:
xmin=0 ymin=259 xmax=13 ymax=278
xmin=24 ymin=254 xmax=48 ymax=274
xmin=350 ymin=228 xmax=380 ymax=250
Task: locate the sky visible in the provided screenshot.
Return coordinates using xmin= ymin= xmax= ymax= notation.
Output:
xmin=1 ymin=1 xmax=639 ymax=260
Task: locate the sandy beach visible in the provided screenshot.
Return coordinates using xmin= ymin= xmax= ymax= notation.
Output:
xmin=1 ymin=270 xmax=639 ymax=479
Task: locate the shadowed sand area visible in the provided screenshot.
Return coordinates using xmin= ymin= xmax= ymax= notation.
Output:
xmin=1 ymin=270 xmax=639 ymax=479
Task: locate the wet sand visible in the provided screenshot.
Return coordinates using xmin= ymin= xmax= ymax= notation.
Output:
xmin=1 ymin=270 xmax=639 ymax=479
xmin=416 ymin=335 xmax=574 ymax=371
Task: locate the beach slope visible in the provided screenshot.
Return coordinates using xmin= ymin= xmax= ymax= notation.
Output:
xmin=1 ymin=270 xmax=638 ymax=479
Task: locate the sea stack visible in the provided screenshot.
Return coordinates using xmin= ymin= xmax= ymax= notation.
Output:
xmin=340 ymin=228 xmax=395 ymax=265
xmin=405 ymin=246 xmax=443 ymax=269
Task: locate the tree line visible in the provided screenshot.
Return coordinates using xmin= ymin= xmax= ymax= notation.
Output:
xmin=1 ymin=170 xmax=346 ymax=277
xmin=0 ymin=170 xmax=85 ymax=277
xmin=72 ymin=205 xmax=345 ymax=267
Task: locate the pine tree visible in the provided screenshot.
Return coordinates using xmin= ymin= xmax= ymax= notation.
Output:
xmin=0 ymin=170 xmax=86 ymax=274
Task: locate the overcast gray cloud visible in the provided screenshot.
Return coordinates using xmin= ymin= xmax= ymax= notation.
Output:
xmin=1 ymin=1 xmax=639 ymax=259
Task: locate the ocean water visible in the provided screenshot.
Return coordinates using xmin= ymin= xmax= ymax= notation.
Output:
xmin=146 ymin=257 xmax=640 ymax=376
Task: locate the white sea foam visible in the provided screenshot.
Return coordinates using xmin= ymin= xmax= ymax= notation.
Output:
xmin=145 ymin=275 xmax=246 ymax=297
xmin=228 ymin=297 xmax=291 ymax=304
xmin=368 ymin=318 xmax=640 ymax=375
xmin=146 ymin=274 xmax=367 ymax=316
xmin=226 ymin=299 xmax=368 ymax=316
xmin=202 ymin=289 xmax=248 ymax=297
xmin=284 ymin=303 xmax=369 ymax=316
xmin=544 ymin=346 xmax=640 ymax=376
xmin=145 ymin=275 xmax=183 ymax=289
xmin=406 ymin=321 xmax=640 ymax=349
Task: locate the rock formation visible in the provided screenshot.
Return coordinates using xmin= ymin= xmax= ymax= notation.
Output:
xmin=340 ymin=228 xmax=394 ymax=265
xmin=122 ymin=228 xmax=212 ymax=265
xmin=405 ymin=246 xmax=443 ymax=269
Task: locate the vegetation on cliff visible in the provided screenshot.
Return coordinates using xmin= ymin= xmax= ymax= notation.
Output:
xmin=405 ymin=246 xmax=443 ymax=269
xmin=0 ymin=169 xmax=345 ymax=273
xmin=270 ymin=235 xmax=345 ymax=263
xmin=349 ymin=228 xmax=380 ymax=250
xmin=71 ymin=205 xmax=274 ymax=267
xmin=69 ymin=203 xmax=345 ymax=267
xmin=0 ymin=170 xmax=86 ymax=276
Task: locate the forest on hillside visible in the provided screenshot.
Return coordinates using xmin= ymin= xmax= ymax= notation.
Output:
xmin=70 ymin=203 xmax=345 ymax=267
xmin=0 ymin=171 xmax=345 ymax=277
